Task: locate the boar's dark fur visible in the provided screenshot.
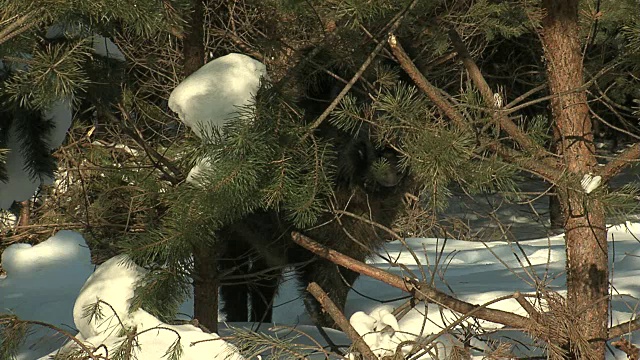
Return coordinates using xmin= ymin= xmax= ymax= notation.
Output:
xmin=217 ymin=124 xmax=408 ymax=328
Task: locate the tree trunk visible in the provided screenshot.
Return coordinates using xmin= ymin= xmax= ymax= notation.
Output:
xmin=541 ymin=1 xmax=608 ymax=358
xmin=181 ymin=0 xmax=217 ymax=333
xmin=182 ymin=0 xmax=205 ymax=78
xmin=549 ymin=124 xmax=563 ymax=233
xmin=193 ymin=245 xmax=218 ymax=333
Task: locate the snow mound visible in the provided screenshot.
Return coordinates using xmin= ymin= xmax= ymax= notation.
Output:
xmin=1 ymin=230 xmax=88 ymax=277
xmin=349 ymin=306 xmax=415 ymax=358
xmin=186 ymin=157 xmax=213 ymax=185
xmin=0 ymin=230 xmax=94 ymax=360
xmin=68 ymin=255 xmax=243 ymax=360
xmin=72 ymin=255 xmax=144 ymax=337
xmin=168 ymin=53 xmax=267 ymax=138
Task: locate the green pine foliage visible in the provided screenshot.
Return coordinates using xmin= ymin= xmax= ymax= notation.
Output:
xmin=124 ymin=0 xmax=543 ymax=321
xmin=461 ymin=0 xmax=535 ymax=41
xmin=226 ymin=325 xmax=320 ymax=359
xmin=0 ymin=0 xmax=188 ymax=185
xmin=0 ymin=315 xmax=28 ymax=360
xmin=12 ymin=107 xmax=57 ymax=180
xmin=603 ymin=183 xmax=640 ymax=223
xmin=3 ymin=40 xmax=90 ymax=110
xmin=4 ymin=0 xmax=640 ymax=356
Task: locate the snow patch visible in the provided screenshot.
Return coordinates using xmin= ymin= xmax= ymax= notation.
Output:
xmin=349 ymin=306 xmax=415 ymax=358
xmin=67 ymin=255 xmax=242 ymax=359
xmin=0 ymin=231 xmax=93 ymax=360
xmin=581 ymin=173 xmax=602 ymax=194
xmin=168 ymin=53 xmax=267 ymax=138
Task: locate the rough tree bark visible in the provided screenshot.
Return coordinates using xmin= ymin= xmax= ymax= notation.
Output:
xmin=180 ymin=0 xmax=217 ymax=334
xmin=541 ymin=1 xmax=608 ymax=357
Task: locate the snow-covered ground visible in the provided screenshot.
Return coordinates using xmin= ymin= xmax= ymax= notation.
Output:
xmin=1 ymin=225 xmax=639 ymax=359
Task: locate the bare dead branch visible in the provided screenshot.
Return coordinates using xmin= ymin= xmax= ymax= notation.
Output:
xmin=611 ymin=338 xmax=639 ymax=360
xmin=609 ymin=316 xmax=640 ymax=339
xmin=109 ymin=105 xmax=184 ymax=185
xmin=504 ymin=83 xmax=548 ymax=110
xmin=389 ymin=32 xmax=560 ymax=184
xmin=291 ymin=231 xmax=530 ymax=330
xmin=303 ymin=0 xmax=419 ymax=138
xmin=514 ymin=291 xmax=542 ymax=322
xmin=598 ymin=143 xmax=640 ymax=183
xmin=0 ymin=11 xmax=37 ymax=46
xmin=485 ymin=142 xmax=561 ymax=184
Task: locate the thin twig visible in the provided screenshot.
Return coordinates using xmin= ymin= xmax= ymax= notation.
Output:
xmin=302 ymin=0 xmax=419 ymax=139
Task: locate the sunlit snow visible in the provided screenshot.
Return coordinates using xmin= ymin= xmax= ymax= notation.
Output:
xmin=1 ymin=227 xmax=639 ymax=359
xmin=168 ymin=53 xmax=267 ymax=139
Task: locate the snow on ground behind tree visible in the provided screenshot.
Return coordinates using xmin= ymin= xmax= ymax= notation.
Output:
xmin=1 ymin=227 xmax=639 ymax=359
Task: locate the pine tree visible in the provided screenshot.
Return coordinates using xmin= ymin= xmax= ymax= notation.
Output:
xmin=0 ymin=0 xmax=188 ymax=207
xmin=0 ymin=1 xmax=190 ymax=356
xmin=3 ymin=0 xmax=639 ymax=358
xmin=125 ymin=1 xmax=639 ymax=358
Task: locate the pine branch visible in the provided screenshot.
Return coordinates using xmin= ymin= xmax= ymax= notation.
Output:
xmin=598 ymin=143 xmax=640 ymax=183
xmin=387 ymin=34 xmax=469 ymax=131
xmin=388 ymin=33 xmax=561 ymax=184
xmin=448 ymin=29 xmax=553 ymax=163
xmin=485 ymin=142 xmax=561 ymax=184
xmin=303 ymin=0 xmax=419 ymax=139
xmin=103 ymin=107 xmax=184 ymax=185
xmin=0 ymin=315 xmax=100 ymax=360
xmin=0 ymin=11 xmax=38 ymax=46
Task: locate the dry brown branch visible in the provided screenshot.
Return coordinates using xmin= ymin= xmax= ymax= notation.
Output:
xmin=18 ymin=200 xmax=30 ymax=228
xmin=448 ymin=29 xmax=553 ymax=164
xmin=106 ymin=105 xmax=184 ymax=185
xmin=388 ymin=32 xmax=561 ymax=184
xmin=0 ymin=11 xmax=37 ymax=45
xmin=387 ymin=34 xmax=469 ymax=131
xmin=598 ymin=143 xmax=640 ymax=183
xmin=611 ymin=338 xmax=639 ymax=360
xmin=307 ymin=282 xmax=377 ymax=359
xmin=609 ymin=317 xmax=640 ymax=339
xmin=514 ymin=291 xmax=542 ymax=323
xmin=291 ymin=232 xmax=529 ymax=330
xmin=504 ymin=83 xmax=548 ymax=110
xmin=485 ymin=142 xmax=561 ymax=184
